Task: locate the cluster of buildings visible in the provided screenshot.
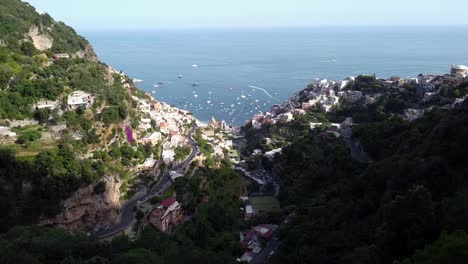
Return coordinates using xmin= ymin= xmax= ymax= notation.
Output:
xmin=196 ymin=116 xmax=234 ymax=161
xmin=33 ymin=90 xmax=94 ymax=112
xmin=239 ymin=224 xmax=278 ymax=263
xmin=148 ymin=197 xmax=184 ymax=233
xmin=247 ymin=65 xmax=468 ymax=129
xmin=130 ymin=94 xmax=197 ymax=166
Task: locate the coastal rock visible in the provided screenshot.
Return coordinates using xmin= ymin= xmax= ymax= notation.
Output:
xmin=27 ymin=26 xmax=53 ymax=51
xmin=40 ymin=176 xmax=121 ymax=233
xmin=75 ymin=43 xmax=98 ymax=62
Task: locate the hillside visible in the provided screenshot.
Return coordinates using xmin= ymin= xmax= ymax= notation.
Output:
xmin=0 ymin=2 xmax=246 ymax=264
xmin=240 ymin=74 xmax=468 ymax=263
xmin=0 ymin=0 xmax=155 ymax=232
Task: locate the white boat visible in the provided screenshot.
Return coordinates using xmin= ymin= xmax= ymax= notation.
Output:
xmin=241 ymin=89 xmax=246 ymax=99
xmin=178 ymin=74 xmax=183 ymax=78
xmin=133 ymin=78 xmax=143 ymax=83
xmin=192 ymin=64 xmax=199 ymax=68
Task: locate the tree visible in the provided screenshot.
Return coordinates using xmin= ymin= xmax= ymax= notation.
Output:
xmin=396 ymin=231 xmax=468 ymax=264
xmin=20 ymin=41 xmax=37 ymax=56
xmin=34 ymin=108 xmax=51 ymax=124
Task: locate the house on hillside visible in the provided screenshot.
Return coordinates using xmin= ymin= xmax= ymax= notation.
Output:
xmin=67 ymin=91 xmax=93 ymax=109
xmin=148 ymin=197 xmax=184 ymax=233
xmin=35 ymin=100 xmax=58 ymax=110
xmin=139 ymin=158 xmax=159 ymax=173
xmin=141 ymin=132 xmax=162 ymax=145
xmin=52 ymin=53 xmax=70 ymax=60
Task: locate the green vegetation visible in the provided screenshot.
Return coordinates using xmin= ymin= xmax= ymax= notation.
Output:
xmin=345 ymin=74 xmax=384 ymax=93
xmin=0 ymin=165 xmax=242 ymax=263
xmin=13 ymin=125 xmax=42 ymax=144
xmin=0 ymin=142 xmax=111 ymax=231
xmin=0 ymin=0 xmax=88 ymax=53
xmin=173 ymin=145 xmax=191 ymax=161
xmin=194 ymin=128 xmax=213 ymax=155
xmin=249 ymin=196 xmax=281 ymax=214
xmin=396 ymin=230 xmax=468 ymax=264
xmin=266 ymin=100 xmax=468 ymax=264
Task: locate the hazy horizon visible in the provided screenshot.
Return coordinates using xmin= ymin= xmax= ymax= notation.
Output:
xmin=25 ymin=0 xmax=468 ymax=32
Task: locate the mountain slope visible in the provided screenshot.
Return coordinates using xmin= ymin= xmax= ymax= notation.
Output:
xmin=266 ymin=98 xmax=468 ymax=264
xmin=0 ymin=0 xmax=146 ymax=232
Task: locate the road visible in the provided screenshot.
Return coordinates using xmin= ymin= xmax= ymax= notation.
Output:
xmin=250 ymin=213 xmax=295 ymax=264
xmin=94 ymin=126 xmax=197 ymax=239
xmin=252 ymin=238 xmax=279 ymax=264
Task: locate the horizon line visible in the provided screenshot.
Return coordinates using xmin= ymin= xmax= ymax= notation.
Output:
xmin=78 ymin=24 xmax=468 ymax=33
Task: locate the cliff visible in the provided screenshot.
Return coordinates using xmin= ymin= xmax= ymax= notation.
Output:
xmin=40 ymin=176 xmax=121 ymax=232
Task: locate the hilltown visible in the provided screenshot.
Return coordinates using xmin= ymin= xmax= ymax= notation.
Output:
xmin=247 ymin=64 xmax=468 ymax=130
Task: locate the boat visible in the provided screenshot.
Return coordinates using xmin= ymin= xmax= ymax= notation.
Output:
xmin=241 ymin=89 xmax=246 ymax=99
xmin=192 ymin=64 xmax=199 ymax=68
xmin=153 ymin=84 xmax=159 ymax=88
xmin=133 ymin=78 xmax=143 ymax=83
xmin=178 ymin=74 xmax=183 ymax=78
xmin=192 ymin=82 xmax=199 ymax=87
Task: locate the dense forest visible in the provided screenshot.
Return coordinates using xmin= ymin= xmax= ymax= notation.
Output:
xmin=268 ymin=99 xmax=468 ymax=263
xmin=0 ymin=165 xmax=242 ymax=264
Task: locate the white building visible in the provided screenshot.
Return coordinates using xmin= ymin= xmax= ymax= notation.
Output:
xmin=450 ymin=65 xmax=468 ymax=78
xmin=139 ymin=158 xmax=158 ymax=171
xmin=53 ymin=53 xmax=70 ymax=59
xmin=142 ymin=132 xmax=162 ymax=145
xmin=278 ymin=112 xmax=294 ymax=123
xmin=132 ymin=96 xmax=151 ymax=113
xmin=169 ymin=171 xmax=183 ymax=181
xmin=67 ymin=91 xmax=93 ymax=109
xmin=170 ymin=135 xmax=185 ymax=147
xmin=162 ymin=149 xmax=175 ymax=165
xmin=251 ymin=120 xmax=262 ymax=129
xmin=252 ymin=149 xmax=262 ymax=156
xmin=36 ymin=100 xmax=58 ymax=110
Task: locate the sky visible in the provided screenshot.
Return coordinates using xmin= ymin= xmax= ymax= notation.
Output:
xmin=26 ymin=0 xmax=468 ymax=31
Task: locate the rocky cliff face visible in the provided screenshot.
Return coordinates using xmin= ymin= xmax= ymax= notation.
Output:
xmin=40 ymin=176 xmax=122 ymax=233
xmin=27 ymin=25 xmax=53 ymax=51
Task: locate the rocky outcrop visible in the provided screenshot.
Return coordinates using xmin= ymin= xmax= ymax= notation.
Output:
xmin=27 ymin=26 xmax=53 ymax=51
xmin=40 ymin=176 xmax=122 ymax=233
xmin=75 ymin=44 xmax=98 ymax=62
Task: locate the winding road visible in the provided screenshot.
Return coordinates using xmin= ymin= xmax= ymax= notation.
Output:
xmin=94 ymin=126 xmax=198 ymax=239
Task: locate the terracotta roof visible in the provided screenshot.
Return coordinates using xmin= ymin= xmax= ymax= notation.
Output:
xmin=160 ymin=197 xmax=176 ymax=208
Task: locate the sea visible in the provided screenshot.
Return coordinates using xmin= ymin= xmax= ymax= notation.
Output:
xmin=84 ymin=27 xmax=468 ymax=125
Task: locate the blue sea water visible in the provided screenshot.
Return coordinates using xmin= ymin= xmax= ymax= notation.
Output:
xmin=84 ymin=27 xmax=468 ymax=125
